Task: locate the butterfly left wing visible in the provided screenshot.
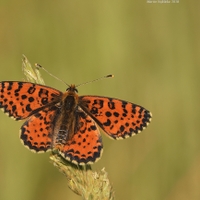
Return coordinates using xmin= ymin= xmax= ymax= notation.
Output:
xmin=79 ymin=96 xmax=152 ymax=139
xmin=55 ymin=111 xmax=103 ymax=165
xmin=0 ymin=81 xmax=62 ymax=120
xmin=20 ymin=105 xmax=59 ymax=152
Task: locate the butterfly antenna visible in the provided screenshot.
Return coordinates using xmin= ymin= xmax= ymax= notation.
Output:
xmin=76 ymin=74 xmax=114 ymax=88
xmin=35 ymin=63 xmax=70 ymax=87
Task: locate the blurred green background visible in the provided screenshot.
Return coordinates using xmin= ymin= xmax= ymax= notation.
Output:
xmin=0 ymin=1 xmax=200 ymax=200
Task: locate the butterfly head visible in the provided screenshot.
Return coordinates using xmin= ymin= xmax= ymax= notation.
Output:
xmin=66 ymin=84 xmax=78 ymax=93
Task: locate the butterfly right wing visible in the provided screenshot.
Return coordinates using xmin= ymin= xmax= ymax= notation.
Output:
xmin=55 ymin=111 xmax=103 ymax=165
xmin=0 ymin=81 xmax=62 ymax=120
xmin=79 ymin=96 xmax=152 ymax=140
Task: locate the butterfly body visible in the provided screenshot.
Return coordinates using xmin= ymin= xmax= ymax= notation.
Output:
xmin=0 ymin=81 xmax=152 ymax=165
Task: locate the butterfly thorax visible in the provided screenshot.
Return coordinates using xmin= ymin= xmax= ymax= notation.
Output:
xmin=53 ymin=86 xmax=79 ymax=147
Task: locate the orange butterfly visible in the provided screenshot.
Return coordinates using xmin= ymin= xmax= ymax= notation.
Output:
xmin=0 ymin=81 xmax=152 ymax=165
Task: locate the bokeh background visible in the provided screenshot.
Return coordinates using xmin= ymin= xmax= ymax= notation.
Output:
xmin=0 ymin=1 xmax=200 ymax=200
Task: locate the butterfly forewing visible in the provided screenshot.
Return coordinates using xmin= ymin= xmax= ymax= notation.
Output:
xmin=79 ymin=96 xmax=152 ymax=139
xmin=0 ymin=82 xmax=62 ymax=120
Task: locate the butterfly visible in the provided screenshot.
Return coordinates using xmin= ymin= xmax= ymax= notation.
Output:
xmin=0 ymin=81 xmax=152 ymax=165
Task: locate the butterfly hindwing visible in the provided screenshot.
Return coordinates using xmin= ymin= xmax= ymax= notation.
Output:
xmin=79 ymin=96 xmax=152 ymax=139
xmin=20 ymin=106 xmax=59 ymax=152
xmin=56 ymin=111 xmax=103 ymax=165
